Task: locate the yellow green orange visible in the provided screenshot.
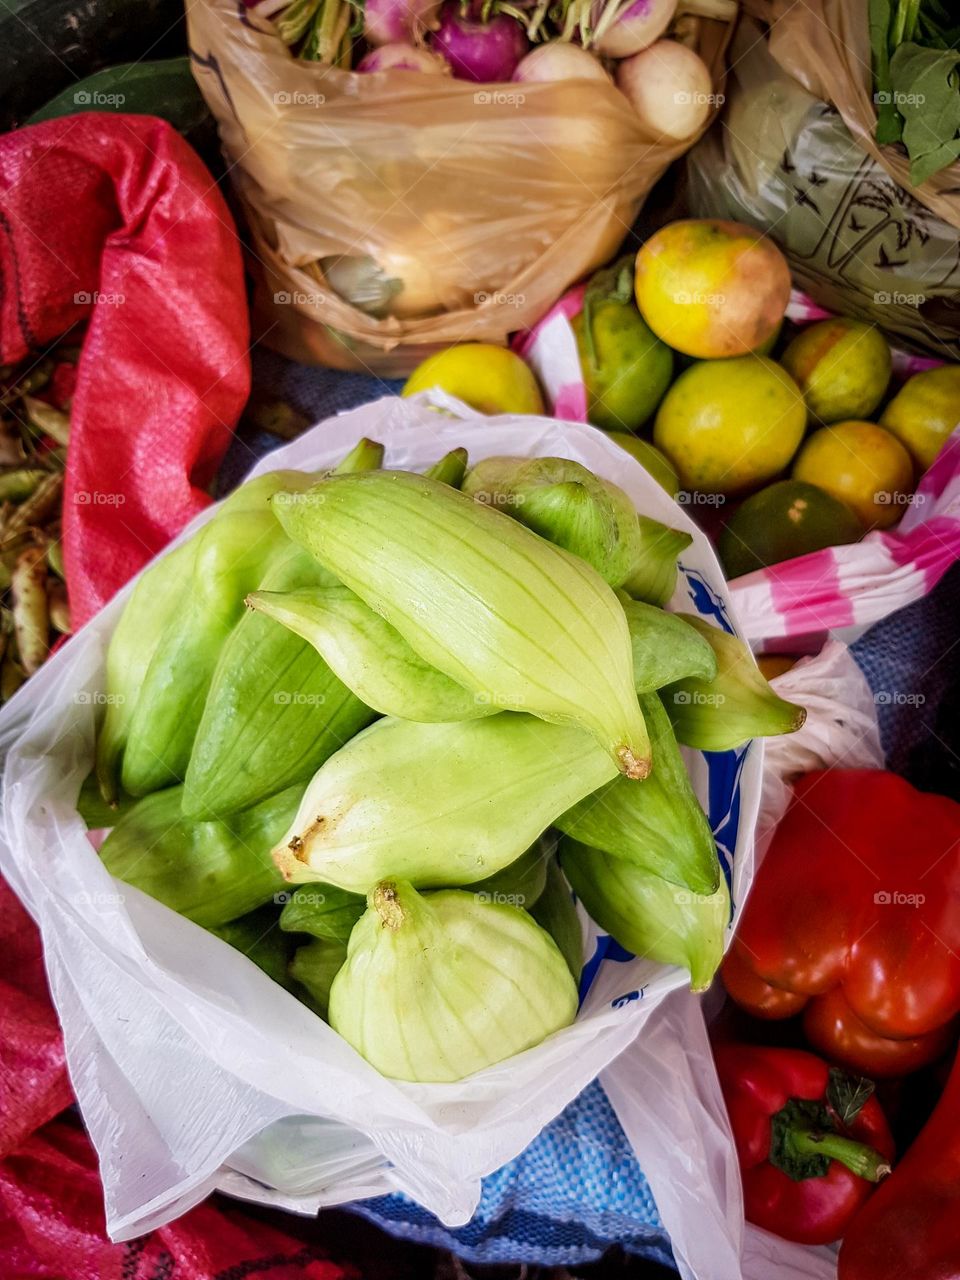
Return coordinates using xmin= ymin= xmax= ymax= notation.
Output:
xmin=634 ymin=219 xmax=791 ymax=359
xmin=781 ymin=318 xmax=891 ymax=423
xmin=792 ymin=421 xmax=914 ymax=529
xmin=653 ymin=355 xmax=806 ymax=495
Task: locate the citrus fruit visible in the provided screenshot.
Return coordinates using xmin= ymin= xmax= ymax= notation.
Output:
xmin=573 ymin=300 xmax=673 ymax=432
xmin=605 ymin=432 xmax=680 ymax=496
xmin=634 ymin=219 xmax=791 ymax=359
xmin=791 ymin=421 xmax=914 ymax=529
xmin=402 ymin=344 xmax=544 ymax=415
xmin=653 ymin=355 xmax=806 ymax=495
xmin=781 ymin=318 xmax=891 ymax=423
xmin=880 ymin=365 xmax=960 ymax=472
xmin=718 ymin=480 xmax=862 ymax=578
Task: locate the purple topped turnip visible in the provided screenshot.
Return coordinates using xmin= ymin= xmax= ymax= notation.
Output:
xmin=431 ymin=2 xmax=529 ymax=82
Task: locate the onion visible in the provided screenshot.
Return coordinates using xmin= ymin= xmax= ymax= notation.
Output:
xmin=364 ymin=0 xmax=441 ymax=46
xmin=615 ymin=39 xmax=713 ymax=141
xmin=358 ymin=42 xmax=452 ymax=73
xmin=591 ymin=0 xmax=675 ymax=58
xmin=512 ymin=41 xmax=611 ymax=83
xmin=431 ymin=2 xmax=529 ymax=82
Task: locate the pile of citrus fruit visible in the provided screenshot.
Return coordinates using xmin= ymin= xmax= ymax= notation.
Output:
xmin=399 ymin=219 xmax=960 ymax=581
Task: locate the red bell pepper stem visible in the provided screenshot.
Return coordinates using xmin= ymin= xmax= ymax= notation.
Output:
xmin=779 ymin=1116 xmax=891 ymax=1183
xmin=716 ymin=1046 xmax=896 ymax=1245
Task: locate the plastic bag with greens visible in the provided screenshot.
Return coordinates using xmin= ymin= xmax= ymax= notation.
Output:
xmin=687 ymin=14 xmax=960 ymax=361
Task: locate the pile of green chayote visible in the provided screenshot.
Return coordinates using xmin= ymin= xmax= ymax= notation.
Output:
xmin=87 ymin=440 xmax=805 ymax=1083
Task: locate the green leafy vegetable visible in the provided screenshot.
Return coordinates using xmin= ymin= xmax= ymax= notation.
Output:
xmin=890 ymin=42 xmax=960 ymax=183
xmin=870 ymin=0 xmax=960 ymax=183
xmin=870 ymin=0 xmax=903 ymax=143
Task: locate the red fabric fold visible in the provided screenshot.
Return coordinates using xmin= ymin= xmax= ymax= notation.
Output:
xmin=0 ymin=113 xmax=251 ymax=625
xmin=0 ymin=1115 xmax=355 ymax=1279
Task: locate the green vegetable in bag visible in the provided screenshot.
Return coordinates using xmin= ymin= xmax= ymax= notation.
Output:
xmin=107 ymin=469 xmax=326 ymax=800
xmin=531 ymin=859 xmax=583 ymax=982
xmin=463 ymin=454 xmax=645 ymax=589
xmin=289 ymin=937 xmax=349 ymax=1017
xmin=662 ymin=616 xmax=806 ymax=751
xmin=181 ymin=555 xmax=376 ymax=819
xmin=184 ymin=442 xmax=382 ymax=820
xmin=620 ymin=518 xmax=692 ymax=608
xmin=469 ymin=834 xmax=551 ymax=909
xmin=246 ymin=585 xmax=492 ymax=724
xmin=273 ymin=712 xmax=618 ymax=892
xmin=121 ymin=505 xmax=293 ymax=796
xmin=95 ymin=537 xmax=196 ymax=804
xmin=424 ymin=447 xmax=469 ymax=488
xmin=100 ymin=783 xmax=297 ymax=927
xmin=556 ymin=693 xmax=721 ymax=896
xmin=279 ymin=884 xmax=364 ymax=944
xmin=622 ymin=597 xmax=718 ymax=692
xmin=272 ymin=469 xmax=651 ymax=779
xmin=560 ymin=836 xmax=730 ymax=992
xmin=328 ymin=880 xmax=578 ymax=1081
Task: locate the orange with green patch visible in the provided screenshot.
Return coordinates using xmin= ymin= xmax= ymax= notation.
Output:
xmin=634 ymin=219 xmax=791 ymax=359
xmin=781 ymin=318 xmax=891 ymax=424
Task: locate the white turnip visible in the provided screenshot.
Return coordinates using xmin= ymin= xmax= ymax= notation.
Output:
xmin=512 ymin=41 xmax=611 ymax=83
xmin=615 ymin=39 xmax=714 ymax=141
xmin=591 ymin=0 xmax=675 ymax=58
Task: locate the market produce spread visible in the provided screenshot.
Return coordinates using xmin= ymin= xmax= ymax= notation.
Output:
xmin=4 ymin=0 xmax=960 ymax=1267
xmin=89 ymin=437 xmax=803 ymax=1083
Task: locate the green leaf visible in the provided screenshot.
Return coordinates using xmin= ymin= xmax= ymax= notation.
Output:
xmin=890 ymin=41 xmax=960 ymax=183
xmin=827 ymin=1068 xmax=876 ymax=1129
xmin=27 ymin=59 xmax=210 ymax=139
xmin=871 ymin=0 xmax=904 ymax=144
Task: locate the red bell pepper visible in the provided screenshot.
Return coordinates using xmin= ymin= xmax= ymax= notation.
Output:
xmin=715 ymin=1044 xmax=894 ymax=1245
xmin=839 ymin=1048 xmax=960 ymax=1279
xmin=723 ymin=769 xmax=960 ymax=1077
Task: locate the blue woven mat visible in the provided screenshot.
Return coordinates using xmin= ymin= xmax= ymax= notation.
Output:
xmin=220 ymin=350 xmax=958 ymax=1270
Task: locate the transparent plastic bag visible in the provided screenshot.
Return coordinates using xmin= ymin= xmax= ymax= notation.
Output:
xmin=0 ymin=395 xmax=761 ymax=1241
xmin=185 ymin=0 xmax=732 ymax=373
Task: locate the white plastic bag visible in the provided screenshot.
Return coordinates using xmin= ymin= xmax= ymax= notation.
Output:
xmin=603 ymin=639 xmax=883 ymax=1280
xmin=0 ymin=395 xmax=762 ymax=1242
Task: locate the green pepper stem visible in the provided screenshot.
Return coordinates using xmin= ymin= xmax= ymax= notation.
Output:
xmin=785 ymin=1124 xmax=891 ymax=1183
